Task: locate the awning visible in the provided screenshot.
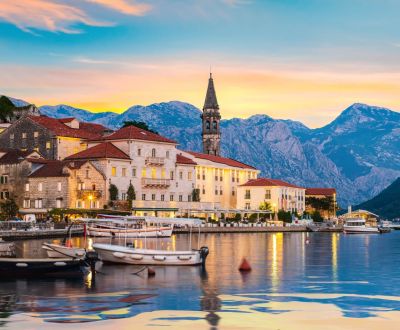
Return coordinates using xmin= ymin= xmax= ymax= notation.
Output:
xmin=132 ymin=207 xmax=179 ymax=212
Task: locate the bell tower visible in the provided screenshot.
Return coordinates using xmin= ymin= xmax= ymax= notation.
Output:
xmin=201 ymin=73 xmax=221 ymax=156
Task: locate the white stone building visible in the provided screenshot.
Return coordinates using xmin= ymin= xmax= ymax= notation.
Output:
xmin=237 ymin=178 xmax=305 ymax=214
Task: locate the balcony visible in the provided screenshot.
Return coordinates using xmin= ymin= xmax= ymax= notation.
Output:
xmin=77 ymin=189 xmax=102 ymax=199
xmin=145 ymin=157 xmax=165 ymax=166
xmin=142 ymin=178 xmax=171 ymax=188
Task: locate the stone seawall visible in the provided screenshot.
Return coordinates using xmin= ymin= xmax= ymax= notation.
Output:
xmin=173 ymin=226 xmax=309 ymax=234
xmin=1 ymin=228 xmax=84 ymax=240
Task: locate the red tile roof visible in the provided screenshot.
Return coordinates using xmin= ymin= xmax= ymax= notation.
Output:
xmin=0 ymin=148 xmax=40 ymax=164
xmin=58 ymin=117 xmax=75 ymax=123
xmin=28 ymin=116 xmax=102 ymax=139
xmin=100 ymin=125 xmax=176 ymax=144
xmin=65 ymin=142 xmax=130 ymax=160
xmin=306 ymin=188 xmax=336 ymax=196
xmin=79 ymin=122 xmax=109 ymax=134
xmin=187 ymin=151 xmax=256 ymax=169
xmin=176 ymin=154 xmax=197 ymax=165
xmin=240 ymin=178 xmax=304 ymax=188
xmin=28 ymin=161 xmax=69 ymax=178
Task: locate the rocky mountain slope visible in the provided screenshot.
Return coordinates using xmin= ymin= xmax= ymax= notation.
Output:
xmin=4 ymin=96 xmax=400 ymax=206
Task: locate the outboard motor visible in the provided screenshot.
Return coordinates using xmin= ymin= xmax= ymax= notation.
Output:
xmin=84 ymin=250 xmax=99 ymax=275
xmin=199 ymin=246 xmax=209 ymax=265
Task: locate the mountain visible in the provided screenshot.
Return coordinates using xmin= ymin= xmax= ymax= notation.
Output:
xmin=354 ymin=178 xmax=400 ymax=219
xmin=5 ymin=96 xmax=400 ymax=206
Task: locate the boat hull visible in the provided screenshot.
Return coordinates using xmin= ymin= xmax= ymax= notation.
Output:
xmin=0 ymin=258 xmax=85 ymax=278
xmin=343 ymin=226 xmax=380 ymax=234
xmin=87 ymin=226 xmax=173 ymax=238
xmin=42 ymin=243 xmax=86 ymax=258
xmin=93 ymin=243 xmax=207 ymax=266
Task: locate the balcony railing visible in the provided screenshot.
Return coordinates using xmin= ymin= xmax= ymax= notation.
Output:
xmin=145 ymin=157 xmax=165 ymax=166
xmin=77 ymin=189 xmax=102 ymax=199
xmin=142 ymin=178 xmax=171 ymax=188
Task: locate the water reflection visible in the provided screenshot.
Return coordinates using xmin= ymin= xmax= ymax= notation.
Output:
xmin=2 ymin=232 xmax=400 ymax=329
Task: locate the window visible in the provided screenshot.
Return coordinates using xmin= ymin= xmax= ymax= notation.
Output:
xmin=86 ymin=169 xmax=90 ymax=178
xmin=151 ymin=148 xmax=156 ymax=157
xmin=170 ymin=194 xmax=174 ymax=201
xmin=265 ymin=189 xmax=271 ymax=199
xmin=92 ymin=184 xmax=96 ymax=190
xmin=161 ymin=168 xmax=166 ymax=178
xmin=122 ymin=192 xmax=126 ymax=200
xmin=213 ymin=121 xmax=217 ymax=129
xmin=202 ymin=170 xmax=206 ymax=180
xmin=245 ymin=203 xmax=250 ymax=210
xmin=56 ymin=199 xmax=61 ymax=208
xmin=10 ymin=134 xmax=14 ymax=140
xmin=206 ymin=121 xmax=210 ymax=130
xmin=34 ymin=199 xmax=43 ymax=209
xmin=188 ymin=195 xmax=192 ymax=202
xmin=220 ymin=169 xmax=223 ymax=181
xmin=179 ymin=171 xmax=183 ymax=180
xmin=38 ymin=182 xmax=43 ymax=192
xmin=245 ymin=190 xmax=251 ymax=199
xmin=215 ymin=188 xmax=218 ymax=195
xmin=0 ymin=176 xmax=8 ymax=184
xmin=111 ymin=167 xmax=117 ymax=176
xmin=34 ymin=131 xmax=39 ymax=138
xmin=23 ymin=199 xmax=30 ymax=208
xmin=138 ymin=148 xmax=141 ymax=156
xmin=179 ymin=195 xmax=183 ymax=202
xmin=122 ymin=168 xmax=126 ymax=177
xmin=46 ymin=141 xmax=51 ymax=149
xmin=142 ymin=194 xmax=146 ymax=201
xmin=22 ymin=132 xmax=27 ymax=138
xmin=142 ymin=168 xmax=147 ymax=178
xmin=188 ymin=171 xmax=192 ymax=180
xmin=166 ymin=151 xmax=170 ymax=158
xmin=161 ymin=194 xmax=165 ymax=201
xmin=151 ymin=167 xmax=156 ymax=179
xmin=220 ymin=188 xmax=223 ymax=195
xmin=152 ymin=194 xmax=156 ymax=201
xmin=202 ymin=186 xmax=205 ymax=194
xmin=232 ymin=188 xmax=235 ymax=196
xmin=132 ymin=167 xmax=137 ymax=177
xmin=57 ymin=182 xmax=62 ymax=192
xmin=197 ymin=170 xmax=200 ymax=180
xmin=170 ymin=171 xmax=174 ymax=180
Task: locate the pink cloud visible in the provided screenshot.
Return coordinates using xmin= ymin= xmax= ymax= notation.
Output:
xmin=86 ymin=0 xmax=151 ymax=16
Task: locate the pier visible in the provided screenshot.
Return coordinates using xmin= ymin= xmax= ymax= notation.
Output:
xmin=0 ymin=228 xmax=84 ymax=240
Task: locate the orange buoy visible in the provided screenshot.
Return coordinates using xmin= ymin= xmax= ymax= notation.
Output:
xmin=147 ymin=267 xmax=156 ymax=277
xmin=238 ymin=258 xmax=252 ymax=272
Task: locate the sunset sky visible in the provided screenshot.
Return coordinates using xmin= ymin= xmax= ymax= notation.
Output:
xmin=1 ymin=0 xmax=400 ymax=127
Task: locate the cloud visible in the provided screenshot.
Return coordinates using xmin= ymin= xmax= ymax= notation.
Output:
xmin=85 ymin=0 xmax=151 ymax=15
xmin=0 ymin=0 xmax=112 ymax=34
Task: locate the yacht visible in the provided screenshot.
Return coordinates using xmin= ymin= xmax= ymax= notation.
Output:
xmin=343 ymin=218 xmax=379 ymax=234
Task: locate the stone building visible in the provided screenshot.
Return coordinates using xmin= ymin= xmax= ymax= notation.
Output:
xmin=0 ymin=148 xmax=45 ymax=207
xmin=0 ymin=115 xmax=108 ymax=160
xmin=305 ymin=187 xmax=337 ymax=218
xmin=22 ymin=160 xmax=107 ymax=213
xmin=237 ymin=178 xmax=306 ymax=214
xmin=201 ymin=73 xmax=221 ymax=156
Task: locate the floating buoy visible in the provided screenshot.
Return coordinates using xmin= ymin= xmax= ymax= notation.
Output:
xmin=305 ymin=238 xmax=310 ymax=245
xmin=238 ymin=258 xmax=252 ymax=272
xmin=147 ymin=267 xmax=156 ymax=277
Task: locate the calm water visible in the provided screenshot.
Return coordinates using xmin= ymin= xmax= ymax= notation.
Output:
xmin=2 ymin=232 xmax=400 ymax=329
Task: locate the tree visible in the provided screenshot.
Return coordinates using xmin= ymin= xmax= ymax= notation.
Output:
xmin=126 ymin=183 xmax=136 ymax=209
xmin=278 ymin=209 xmax=292 ymax=223
xmin=0 ymin=96 xmax=16 ymax=122
xmin=192 ymin=188 xmax=200 ymax=202
xmin=259 ymin=202 xmax=271 ymax=211
xmin=122 ymin=120 xmax=158 ymax=134
xmin=312 ymin=210 xmax=323 ymax=222
xmin=0 ymin=199 xmax=19 ymax=220
xmin=109 ymin=184 xmax=119 ymax=201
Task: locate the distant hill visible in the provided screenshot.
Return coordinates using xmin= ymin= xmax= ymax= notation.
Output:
xmin=354 ymin=178 xmax=400 ymax=219
xmin=5 ymin=96 xmax=400 ymax=206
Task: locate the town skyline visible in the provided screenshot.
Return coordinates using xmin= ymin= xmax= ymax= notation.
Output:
xmin=2 ymin=0 xmax=400 ymax=127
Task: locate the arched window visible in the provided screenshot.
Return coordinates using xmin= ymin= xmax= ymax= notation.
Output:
xmin=151 ymin=148 xmax=156 ymax=157
xmin=206 ymin=121 xmax=210 ymax=130
xmin=213 ymin=121 xmax=218 ymax=130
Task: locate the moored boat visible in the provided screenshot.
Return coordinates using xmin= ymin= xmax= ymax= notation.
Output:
xmin=0 ymin=238 xmax=15 ymax=257
xmin=42 ymin=242 xmax=86 ymax=259
xmin=343 ymin=218 xmax=379 ymax=234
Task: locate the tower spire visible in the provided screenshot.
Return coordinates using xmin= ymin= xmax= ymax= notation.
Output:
xmin=201 ymin=72 xmax=221 ymax=156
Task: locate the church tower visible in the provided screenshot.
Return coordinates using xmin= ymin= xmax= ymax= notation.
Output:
xmin=201 ymin=73 xmax=221 ymax=156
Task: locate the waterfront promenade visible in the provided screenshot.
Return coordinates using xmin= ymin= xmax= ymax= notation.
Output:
xmin=174 ymin=225 xmax=309 ymax=233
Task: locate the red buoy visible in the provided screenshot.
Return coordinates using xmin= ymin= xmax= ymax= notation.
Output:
xmin=147 ymin=267 xmax=156 ymax=277
xmin=238 ymin=258 xmax=252 ymax=272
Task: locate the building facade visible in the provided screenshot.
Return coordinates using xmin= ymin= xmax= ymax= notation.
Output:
xmin=305 ymin=187 xmax=337 ymax=218
xmin=237 ymin=178 xmax=306 ymax=214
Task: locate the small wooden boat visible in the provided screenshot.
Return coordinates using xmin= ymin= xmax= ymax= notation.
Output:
xmin=42 ymin=242 xmax=86 ymax=259
xmin=0 ymin=258 xmax=86 ymax=277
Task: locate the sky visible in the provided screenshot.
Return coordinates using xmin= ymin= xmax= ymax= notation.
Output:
xmin=1 ymin=0 xmax=400 ymax=128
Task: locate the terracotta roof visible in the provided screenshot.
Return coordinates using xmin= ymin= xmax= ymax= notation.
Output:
xmin=306 ymin=188 xmax=336 ymax=196
xmin=58 ymin=117 xmax=75 ymax=123
xmin=0 ymin=148 xmax=39 ymax=164
xmin=176 ymin=154 xmax=197 ymax=165
xmin=100 ymin=125 xmax=176 ymax=144
xmin=240 ymin=178 xmax=304 ymax=188
xmin=79 ymin=122 xmax=109 ymax=134
xmin=28 ymin=161 xmax=69 ymax=178
xmin=28 ymin=116 xmax=102 ymax=139
xmin=187 ymin=151 xmax=256 ymax=169
xmin=65 ymin=142 xmax=130 ymax=160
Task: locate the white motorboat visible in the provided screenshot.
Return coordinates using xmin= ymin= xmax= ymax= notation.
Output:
xmin=0 ymin=238 xmax=15 ymax=257
xmin=93 ymin=217 xmax=209 ymax=266
xmin=42 ymin=242 xmax=86 ymax=259
xmin=343 ymin=218 xmax=379 ymax=234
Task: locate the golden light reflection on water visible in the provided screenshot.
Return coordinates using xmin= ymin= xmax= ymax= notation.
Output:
xmin=270 ymin=233 xmax=283 ymax=292
xmin=332 ymin=233 xmax=339 ymax=281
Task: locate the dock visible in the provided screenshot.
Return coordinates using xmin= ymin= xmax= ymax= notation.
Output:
xmin=1 ymin=228 xmax=84 ymax=240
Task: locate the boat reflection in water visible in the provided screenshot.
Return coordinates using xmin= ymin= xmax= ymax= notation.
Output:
xmin=2 ymin=232 xmax=400 ymax=329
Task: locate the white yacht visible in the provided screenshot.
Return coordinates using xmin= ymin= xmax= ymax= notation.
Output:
xmin=343 ymin=218 xmax=379 ymax=234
